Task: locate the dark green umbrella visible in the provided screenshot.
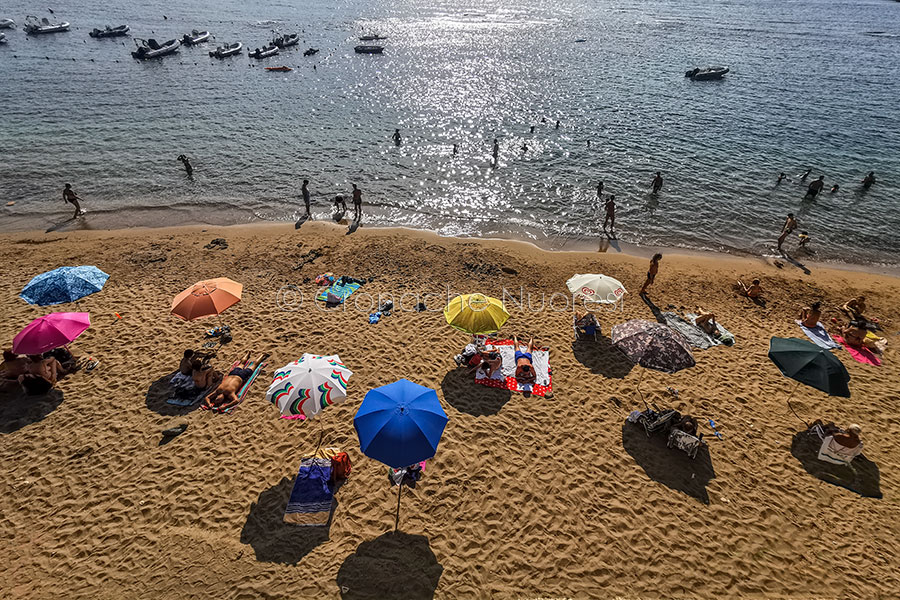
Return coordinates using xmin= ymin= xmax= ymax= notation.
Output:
xmin=768 ymin=337 xmax=850 ymax=398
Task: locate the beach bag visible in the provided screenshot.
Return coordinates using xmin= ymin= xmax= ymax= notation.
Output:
xmin=330 ymin=452 xmax=352 ymax=483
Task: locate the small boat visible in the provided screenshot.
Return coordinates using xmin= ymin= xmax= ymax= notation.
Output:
xmin=303 ymin=47 xmax=319 ymax=57
xmin=249 ymin=45 xmax=279 ymax=59
xmin=209 ymin=42 xmax=242 ymax=58
xmin=23 ymin=16 xmax=70 ymax=34
xmin=685 ymin=66 xmax=729 ymax=81
xmin=89 ymin=25 xmax=130 ymax=38
xmin=359 ymin=35 xmax=386 ymax=41
xmin=181 ymin=29 xmax=210 ymax=45
xmin=265 ymin=65 xmax=292 ymax=72
xmin=273 ymin=33 xmax=299 ymax=48
xmin=0 ymin=18 xmax=15 ymax=29
xmin=131 ymin=37 xmax=180 ymax=60
xmin=354 ymin=45 xmax=384 ymax=54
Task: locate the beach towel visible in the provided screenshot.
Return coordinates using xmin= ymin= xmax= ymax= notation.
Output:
xmin=315 ymin=281 xmax=361 ymax=304
xmin=284 ymin=457 xmax=335 ymax=526
xmin=833 ymin=337 xmax=881 ymax=366
xmin=795 ymin=320 xmax=842 ymax=350
xmin=200 ymin=360 xmax=267 ymax=413
xmin=662 ymin=312 xmax=714 ymax=349
xmin=817 ymin=435 xmax=864 ymax=466
xmin=166 ymin=371 xmax=208 ymax=407
xmin=474 ymin=339 xmax=552 ymax=396
xmin=683 ymin=313 xmax=735 ymax=347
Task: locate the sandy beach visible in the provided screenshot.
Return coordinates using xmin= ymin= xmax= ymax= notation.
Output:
xmin=2 ymin=222 xmax=899 ymax=599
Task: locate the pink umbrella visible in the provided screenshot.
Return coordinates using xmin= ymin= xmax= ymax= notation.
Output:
xmin=12 ymin=312 xmax=91 ymax=355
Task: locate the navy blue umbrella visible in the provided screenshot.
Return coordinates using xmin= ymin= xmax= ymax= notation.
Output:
xmin=354 ymin=379 xmax=448 ymax=529
xmin=20 ymin=266 xmax=109 ymax=306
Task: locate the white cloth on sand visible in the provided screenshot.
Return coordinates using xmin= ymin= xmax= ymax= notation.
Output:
xmin=817 ymin=435 xmax=863 ymax=466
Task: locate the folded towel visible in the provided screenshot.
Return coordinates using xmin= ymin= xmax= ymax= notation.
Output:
xmin=284 ymin=457 xmax=335 ymax=526
xmin=834 ymin=337 xmax=881 ymax=366
xmin=795 ymin=320 xmax=842 ymax=350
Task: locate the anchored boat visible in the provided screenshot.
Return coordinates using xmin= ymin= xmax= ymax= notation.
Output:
xmin=685 ymin=66 xmax=730 ymax=81
xmin=209 ymin=42 xmax=242 ymax=58
xmin=89 ymin=25 xmax=130 ymax=38
xmin=354 ymin=45 xmax=384 ymax=54
xmin=23 ymin=16 xmax=70 ymax=34
xmin=132 ymin=37 xmax=180 ymax=59
xmin=181 ymin=29 xmax=210 ymax=45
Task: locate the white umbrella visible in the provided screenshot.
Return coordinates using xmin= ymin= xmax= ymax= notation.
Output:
xmin=265 ymin=353 xmax=353 ymax=419
xmin=566 ymin=274 xmax=627 ymax=304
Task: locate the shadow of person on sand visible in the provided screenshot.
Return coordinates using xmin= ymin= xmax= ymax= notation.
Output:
xmin=145 ymin=372 xmax=201 ymax=417
xmin=790 ymin=430 xmax=882 ymax=498
xmin=239 ymin=477 xmax=335 ymax=564
xmin=440 ymin=368 xmax=511 ymax=416
xmin=336 ymin=531 xmax=443 ymax=600
xmin=640 ymin=293 xmax=666 ymax=324
xmin=572 ymin=337 xmax=634 ymax=379
xmin=0 ymin=388 xmax=64 ymax=434
xmin=621 ymin=423 xmax=716 ymax=504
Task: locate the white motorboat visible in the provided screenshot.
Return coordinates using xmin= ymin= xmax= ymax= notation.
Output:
xmin=132 ymin=37 xmax=180 ymax=59
xmin=23 ymin=16 xmax=70 ymax=34
xmin=0 ymin=18 xmax=15 ymax=29
xmin=209 ymin=42 xmax=243 ymax=58
xmin=685 ymin=66 xmax=730 ymax=81
xmin=249 ymin=44 xmax=279 ymax=59
xmin=182 ymin=29 xmax=210 ymax=45
xmin=89 ymin=25 xmax=130 ymax=38
xmin=273 ymin=33 xmax=299 ymax=48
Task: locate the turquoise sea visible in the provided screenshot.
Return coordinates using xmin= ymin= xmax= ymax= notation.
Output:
xmin=1 ymin=0 xmax=898 ymax=265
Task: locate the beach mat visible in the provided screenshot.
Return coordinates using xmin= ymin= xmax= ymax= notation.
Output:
xmin=834 ymin=336 xmax=881 ymax=366
xmin=315 ymin=281 xmax=361 ymax=304
xmin=166 ymin=372 xmax=206 ymax=407
xmin=475 ymin=339 xmax=552 ymax=396
xmin=795 ymin=320 xmax=842 ymax=350
xmin=284 ymin=457 xmax=335 ymax=526
xmin=662 ymin=312 xmax=713 ymax=349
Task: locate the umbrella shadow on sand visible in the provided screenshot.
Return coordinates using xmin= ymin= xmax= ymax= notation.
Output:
xmin=790 ymin=430 xmax=882 ymax=498
xmin=0 ymin=387 xmax=64 ymax=434
xmin=336 ymin=531 xmax=443 ymax=600
xmin=440 ymin=368 xmax=511 ymax=416
xmin=144 ymin=372 xmax=201 ymax=416
xmin=622 ymin=423 xmax=716 ymax=504
xmin=240 ymin=477 xmax=335 ymax=564
xmin=572 ymin=337 xmax=634 ymax=379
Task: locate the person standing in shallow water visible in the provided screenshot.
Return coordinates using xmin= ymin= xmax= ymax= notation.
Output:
xmin=603 ymin=195 xmax=616 ymax=231
xmin=177 ymin=154 xmax=193 ymax=176
xmin=862 ymin=171 xmax=876 ymax=189
xmin=596 ymin=181 xmax=604 ymax=200
xmin=805 ymin=175 xmax=825 ymax=200
xmin=301 ymin=179 xmax=311 ymax=217
xmin=392 ymin=129 xmax=402 ymax=146
xmin=492 ymin=138 xmax=499 ymax=164
xmin=351 ymin=184 xmax=362 ymax=221
xmin=62 ymin=184 xmax=84 ymax=218
xmin=640 ymin=253 xmax=662 ymax=295
xmin=650 ymin=171 xmax=663 ymax=193
xmin=777 ymin=212 xmax=798 ymax=252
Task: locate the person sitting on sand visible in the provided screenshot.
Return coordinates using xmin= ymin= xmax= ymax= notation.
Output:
xmin=1 ymin=349 xmax=28 ymax=380
xmin=512 ymin=335 xmax=537 ymax=384
xmin=673 ymin=414 xmax=699 ymax=437
xmin=738 ymin=278 xmax=763 ymax=299
xmin=799 ymin=302 xmax=823 ymax=328
xmin=17 ymin=355 xmax=62 ymax=396
xmin=693 ymin=309 xmax=719 ymax=337
xmin=639 ymin=253 xmax=662 ymax=296
xmin=842 ymin=295 xmax=867 ymax=320
xmin=833 ymin=423 xmax=862 ymax=449
xmin=203 ymin=353 xmax=267 ymax=410
xmin=192 ymin=358 xmax=222 ymax=392
xmin=473 ymin=349 xmax=502 ymax=378
xmin=834 ymin=320 xmax=884 ymax=352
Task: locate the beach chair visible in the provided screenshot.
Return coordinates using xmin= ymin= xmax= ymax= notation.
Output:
xmin=667 ymin=428 xmax=705 ymax=459
xmin=637 ymin=407 xmax=680 ymax=437
xmin=574 ymin=313 xmax=600 ymax=341
xmin=817 ymin=435 xmax=863 ymax=466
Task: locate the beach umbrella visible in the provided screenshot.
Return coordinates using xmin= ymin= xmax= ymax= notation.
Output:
xmin=13 ymin=312 xmax=91 ymax=355
xmin=266 ymin=354 xmax=353 ymax=419
xmin=20 ymin=266 xmax=109 ymax=306
xmin=768 ymin=337 xmax=850 ymax=398
xmin=354 ymin=379 xmax=448 ymax=529
xmin=566 ymin=273 xmax=627 ymax=304
xmin=443 ymin=293 xmax=509 ymax=334
xmin=611 ymin=319 xmax=695 ymax=373
xmin=171 ymin=277 xmax=242 ymax=321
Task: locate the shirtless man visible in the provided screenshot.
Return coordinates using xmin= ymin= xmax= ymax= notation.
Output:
xmin=738 ymin=278 xmax=763 ymax=298
xmin=603 ymin=195 xmax=616 ymax=231
xmin=639 ymin=253 xmax=662 ymax=295
xmin=777 ymin=213 xmax=797 ymax=251
xmin=512 ymin=335 xmax=537 ymax=384
xmin=392 ymin=128 xmax=402 ymax=146
xmin=694 ymin=309 xmax=719 ymax=337
xmin=805 ymin=175 xmax=825 ymax=200
xmin=650 ymin=172 xmax=663 ymax=193
xmin=351 ymin=183 xmax=362 ymax=221
xmin=63 ymin=184 xmax=84 ymax=218
xmin=473 ymin=349 xmax=502 ymax=378
xmin=203 ymin=353 xmax=267 ymax=410
xmin=799 ymin=301 xmax=823 ymax=328
xmin=861 ymin=171 xmax=876 ymax=189
xmin=842 ymin=295 xmax=867 ymax=320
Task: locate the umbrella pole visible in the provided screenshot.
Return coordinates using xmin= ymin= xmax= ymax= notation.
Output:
xmin=786 ymin=381 xmax=809 ymax=428
xmin=637 ymin=369 xmax=648 ymax=410
xmin=395 ymin=483 xmax=402 ymax=532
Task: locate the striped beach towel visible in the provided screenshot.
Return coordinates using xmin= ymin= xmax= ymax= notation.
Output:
xmin=284 ymin=458 xmax=335 ymax=526
xmin=200 ymin=360 xmax=267 ymax=413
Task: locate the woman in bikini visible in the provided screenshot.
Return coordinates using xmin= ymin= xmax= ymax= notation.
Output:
xmin=639 ymin=254 xmax=662 ymax=295
xmin=799 ymin=301 xmax=822 ymax=328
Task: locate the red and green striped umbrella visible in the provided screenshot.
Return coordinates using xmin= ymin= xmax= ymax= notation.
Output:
xmin=265 ymin=354 xmax=353 ymax=420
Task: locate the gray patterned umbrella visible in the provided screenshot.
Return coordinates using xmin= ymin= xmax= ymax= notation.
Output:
xmin=611 ymin=319 xmax=696 ymax=373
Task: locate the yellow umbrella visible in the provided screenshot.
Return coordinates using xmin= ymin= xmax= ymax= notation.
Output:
xmin=443 ymin=294 xmax=509 ymax=334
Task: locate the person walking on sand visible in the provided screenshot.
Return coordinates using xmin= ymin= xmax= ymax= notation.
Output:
xmin=650 ymin=171 xmax=663 ymax=193
xmin=351 ymin=183 xmax=362 ymax=221
xmin=62 ymin=184 xmax=84 ymax=218
xmin=392 ymin=129 xmax=402 ymax=146
xmin=804 ymin=175 xmax=825 ymax=200
xmin=862 ymin=171 xmax=876 ymax=189
xmin=777 ymin=213 xmax=797 ymax=251
xmin=639 ymin=253 xmax=662 ymax=295
xmin=177 ymin=154 xmax=193 ymax=176
xmin=301 ymin=179 xmax=311 ymax=217
xmin=603 ymin=195 xmax=616 ymax=231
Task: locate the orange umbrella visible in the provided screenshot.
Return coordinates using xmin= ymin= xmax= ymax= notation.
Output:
xmin=171 ymin=278 xmax=243 ymax=321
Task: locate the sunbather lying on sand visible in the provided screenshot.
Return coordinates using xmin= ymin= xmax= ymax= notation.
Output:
xmin=693 ymin=309 xmax=719 ymax=337
xmin=799 ymin=301 xmax=823 ymax=328
xmin=203 ymin=352 xmax=267 ymax=410
xmin=832 ymin=320 xmax=884 ymax=352
xmin=737 ymin=279 xmax=763 ymax=298
xmin=512 ymin=335 xmax=537 ymax=384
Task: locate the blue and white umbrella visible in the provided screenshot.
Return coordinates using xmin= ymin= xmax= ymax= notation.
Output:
xmin=20 ymin=266 xmax=109 ymax=306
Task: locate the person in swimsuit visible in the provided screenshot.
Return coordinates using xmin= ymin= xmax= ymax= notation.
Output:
xmin=596 ymin=180 xmax=604 ymax=202
xmin=203 ymin=353 xmax=267 ymax=410
xmin=473 ymin=350 xmax=502 ymax=378
xmin=351 ymin=184 xmax=362 ymax=221
xmin=805 ymin=175 xmax=825 ymax=199
xmin=861 ymin=171 xmax=876 ymax=189
xmin=177 ymin=154 xmax=193 ymax=176
xmin=492 ymin=138 xmax=499 ymax=164
xmin=1 ymin=349 xmax=28 ymax=381
xmin=777 ymin=213 xmax=797 ymax=251
xmin=738 ymin=278 xmax=763 ymax=298
xmin=392 ymin=129 xmax=402 ymax=146
xmin=62 ymin=184 xmax=84 ymax=218
xmin=603 ymin=195 xmax=616 ymax=231
xmin=842 ymin=295 xmax=867 ymax=320
xmin=693 ymin=309 xmax=719 ymax=337
xmin=639 ymin=253 xmax=662 ymax=295
xmin=799 ymin=301 xmax=822 ymax=328
xmin=798 ymin=231 xmax=810 ymax=248
xmin=776 ymin=172 xmax=786 ymax=184
xmin=333 ymin=194 xmax=347 ymax=216
xmin=301 ymin=179 xmax=311 ymax=217
xmin=650 ymin=172 xmax=663 ymax=193
xmin=799 ymin=168 xmax=812 ymax=182
xmin=512 ymin=335 xmax=537 ymax=384
xmin=192 ymin=358 xmax=222 ymax=392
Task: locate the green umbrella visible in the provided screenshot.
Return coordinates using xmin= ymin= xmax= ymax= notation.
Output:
xmin=768 ymin=337 xmax=850 ymax=398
